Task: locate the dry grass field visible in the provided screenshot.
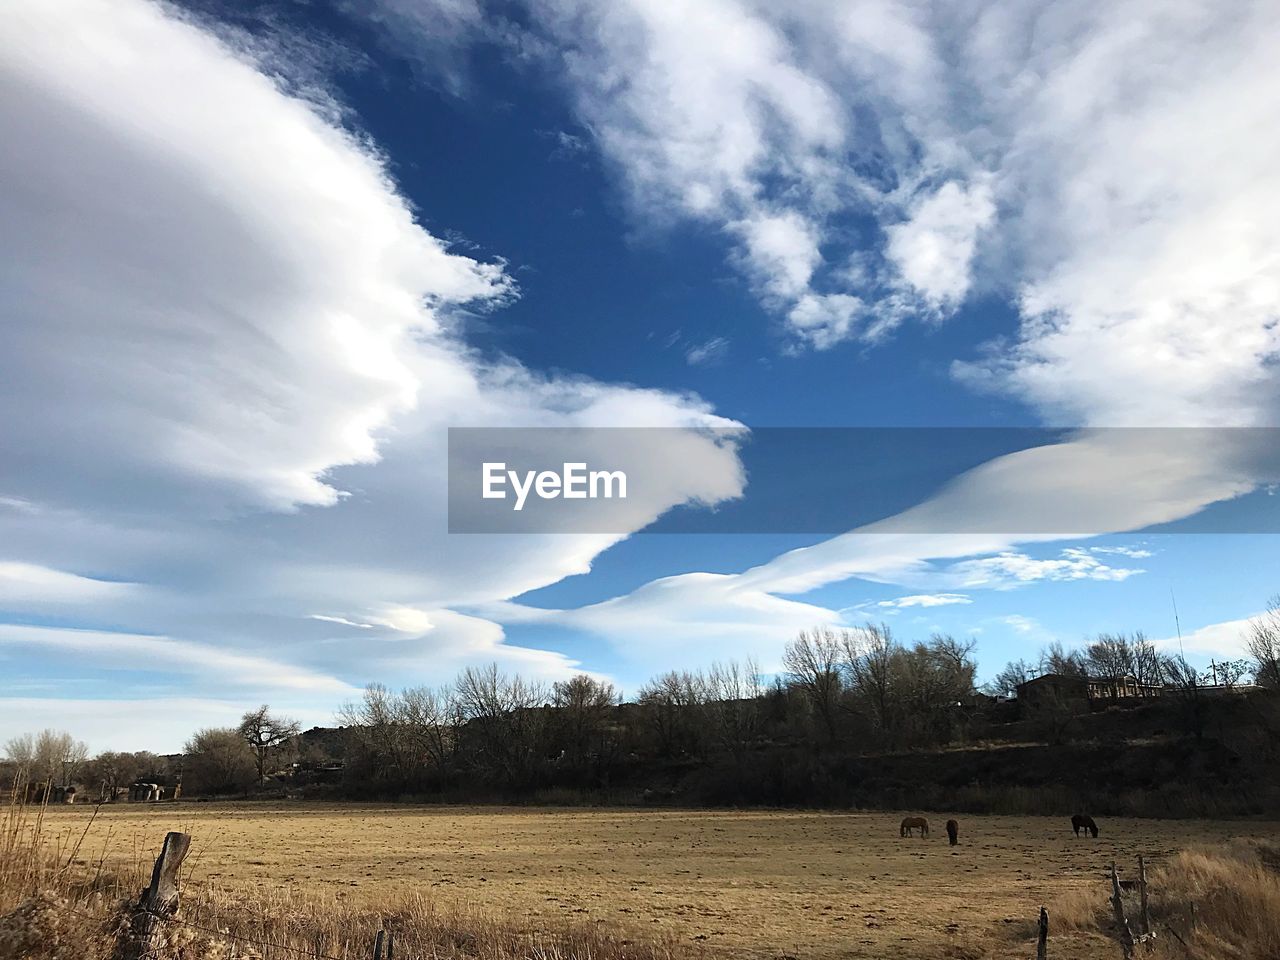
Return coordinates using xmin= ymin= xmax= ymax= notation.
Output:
xmin=31 ymin=803 xmax=1280 ymax=959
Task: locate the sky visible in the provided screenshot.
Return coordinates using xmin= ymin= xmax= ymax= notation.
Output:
xmin=2 ymin=0 xmax=1279 ymax=752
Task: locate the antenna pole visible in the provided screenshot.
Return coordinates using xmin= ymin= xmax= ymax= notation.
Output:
xmin=1171 ymin=587 xmax=1185 ymax=660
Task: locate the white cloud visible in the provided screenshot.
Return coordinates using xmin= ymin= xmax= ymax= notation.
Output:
xmin=0 ymin=562 xmax=134 ymax=606
xmin=999 ymin=614 xmax=1042 ymax=636
xmin=494 ymin=426 xmax=1271 ymax=672
xmin=2 ymin=0 xmax=515 ymax=513
xmin=943 ymin=548 xmax=1143 ymax=590
xmin=0 ymin=624 xmax=355 ymax=695
xmin=685 ymin=337 xmax=730 ymax=366
xmin=308 ymin=615 xmax=375 ymax=630
xmin=0 ymin=0 xmax=747 ymax=743
xmin=1089 ymin=545 xmax=1154 ymax=559
xmin=885 ymin=178 xmax=995 ymax=312
xmin=731 ymin=211 xmax=824 ymax=303
xmin=786 ymin=294 xmax=864 ymax=350
xmin=1152 ymin=616 xmax=1256 ymax=660
xmin=874 ymin=593 xmax=973 ymax=609
xmin=474 ymin=0 xmax=1280 ymax=427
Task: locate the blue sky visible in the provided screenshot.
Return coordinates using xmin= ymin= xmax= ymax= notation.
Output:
xmin=2 ymin=0 xmax=1279 ymax=751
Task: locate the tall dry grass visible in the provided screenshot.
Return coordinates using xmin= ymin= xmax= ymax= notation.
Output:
xmin=1044 ymin=837 xmax=1280 ymax=960
xmin=0 ymin=780 xmax=698 ymax=960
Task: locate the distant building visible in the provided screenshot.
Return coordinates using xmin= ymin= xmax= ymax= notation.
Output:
xmin=1015 ymin=672 xmax=1163 ymax=709
xmin=1015 ymin=673 xmax=1089 ymax=709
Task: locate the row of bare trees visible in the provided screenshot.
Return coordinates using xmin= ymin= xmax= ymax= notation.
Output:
xmin=782 ymin=625 xmax=978 ymax=749
xmin=3 ymin=730 xmax=89 ymax=786
xmin=8 ymin=597 xmax=1277 ymax=800
xmin=335 ymin=658 xmax=783 ymax=793
xmin=1 ymin=730 xmax=173 ymax=798
xmin=989 ymin=616 xmax=1276 ymax=700
xmin=338 ymin=666 xmax=622 ymax=791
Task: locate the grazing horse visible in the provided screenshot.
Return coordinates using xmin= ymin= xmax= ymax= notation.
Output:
xmin=946 ymin=819 xmax=959 ymax=845
xmin=1071 ymin=814 xmax=1099 ymax=838
xmin=900 ymin=816 xmax=929 ymax=838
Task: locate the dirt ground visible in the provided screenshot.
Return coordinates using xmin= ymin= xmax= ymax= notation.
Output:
xmin=34 ymin=803 xmax=1280 ymax=959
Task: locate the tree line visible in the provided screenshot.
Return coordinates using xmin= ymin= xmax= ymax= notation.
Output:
xmin=5 ymin=595 xmax=1279 ymax=802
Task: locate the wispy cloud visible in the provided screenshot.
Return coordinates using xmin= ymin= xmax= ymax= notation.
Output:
xmin=0 ymin=562 xmax=135 ymax=605
xmin=871 ymin=593 xmax=973 ymax=609
xmin=0 ymin=624 xmax=355 ymax=694
xmin=1089 ymin=545 xmax=1155 ymax=559
xmin=540 ymin=128 xmax=590 ymax=161
xmin=943 ymin=548 xmax=1144 ymax=590
xmin=999 ymin=614 xmax=1042 ymax=635
xmin=685 ymin=337 xmax=730 ymax=366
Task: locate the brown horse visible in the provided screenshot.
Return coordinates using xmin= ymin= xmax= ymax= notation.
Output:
xmin=946 ymin=819 xmax=959 ymax=845
xmin=1071 ymin=814 xmax=1099 ymax=838
xmin=900 ymin=816 xmax=929 ymax=838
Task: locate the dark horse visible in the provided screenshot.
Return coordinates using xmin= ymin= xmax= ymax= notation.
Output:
xmin=1071 ymin=814 xmax=1099 ymax=838
xmin=946 ymin=819 xmax=959 ymax=845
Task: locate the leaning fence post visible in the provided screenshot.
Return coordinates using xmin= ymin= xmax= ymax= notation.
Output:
xmin=1109 ymin=862 xmax=1136 ymax=959
xmin=1138 ymin=855 xmax=1150 ymax=938
xmin=117 ymin=831 xmax=192 ymax=960
xmin=372 ymin=927 xmax=385 ymax=960
xmin=1036 ymin=906 xmax=1048 ymax=959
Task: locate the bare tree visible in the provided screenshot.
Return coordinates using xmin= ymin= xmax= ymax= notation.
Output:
xmin=6 ymin=730 xmax=89 ymax=785
xmin=4 ymin=733 xmax=35 ymax=781
xmin=455 ymin=664 xmax=548 ymax=785
xmin=1086 ymin=633 xmax=1136 ymax=693
xmin=636 ymin=670 xmax=707 ymax=758
xmin=703 ymin=659 xmax=763 ymax=756
xmin=1247 ymin=595 xmax=1280 ymax=689
xmin=893 ymin=635 xmax=977 ymax=746
xmin=88 ymin=751 xmax=153 ymax=799
xmin=783 ymin=627 xmax=844 ymax=741
xmin=988 ymin=658 xmax=1036 ymax=697
xmin=400 ymin=684 xmax=462 ymax=776
xmin=1207 ymin=658 xmax=1253 ymax=689
xmin=551 ymin=674 xmax=620 ymax=767
xmin=185 ymin=728 xmax=256 ymax=795
xmin=841 ymin=623 xmax=900 ymax=742
xmin=238 ymin=705 xmax=300 ymax=783
xmin=1040 ymin=641 xmax=1087 ymax=677
xmin=1129 ymin=632 xmax=1165 ymax=688
xmin=339 ymin=683 xmax=415 ymax=783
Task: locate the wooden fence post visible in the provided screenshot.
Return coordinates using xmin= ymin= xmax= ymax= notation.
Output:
xmin=372 ymin=928 xmax=385 ymax=959
xmin=117 ymin=831 xmax=192 ymax=960
xmin=1138 ymin=855 xmax=1150 ymax=938
xmin=1109 ymin=862 xmax=1136 ymax=959
xmin=1036 ymin=906 xmax=1048 ymax=960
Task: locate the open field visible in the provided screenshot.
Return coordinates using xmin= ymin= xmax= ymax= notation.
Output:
xmin=32 ymin=803 xmax=1280 ymax=959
